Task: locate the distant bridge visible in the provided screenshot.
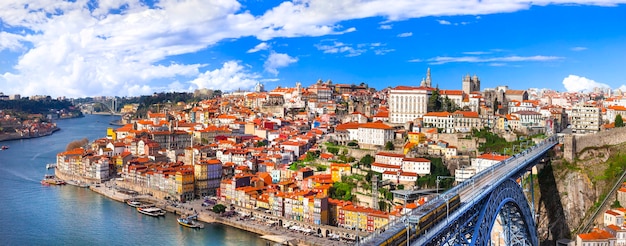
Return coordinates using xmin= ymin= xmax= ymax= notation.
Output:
xmin=80 ymin=98 xmax=122 ymax=116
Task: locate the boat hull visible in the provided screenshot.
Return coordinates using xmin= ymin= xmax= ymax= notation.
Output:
xmin=177 ymin=218 xmax=204 ymax=229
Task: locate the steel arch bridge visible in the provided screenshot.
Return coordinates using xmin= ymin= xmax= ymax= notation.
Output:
xmin=361 ymin=136 xmax=558 ymax=246
xmin=427 ymin=178 xmax=537 ymax=246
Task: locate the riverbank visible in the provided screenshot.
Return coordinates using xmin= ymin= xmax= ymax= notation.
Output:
xmin=0 ymin=127 xmax=60 ymax=142
xmin=87 ymin=179 xmax=351 ymax=246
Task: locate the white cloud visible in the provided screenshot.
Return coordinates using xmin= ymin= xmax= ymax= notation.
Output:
xmin=374 ymin=48 xmax=395 ymax=55
xmin=437 ymin=19 xmax=451 ymax=25
xmin=0 ymin=32 xmax=25 ymax=51
xmin=397 ymin=32 xmax=413 ymax=38
xmin=427 ymin=55 xmax=562 ymax=64
xmin=264 ymin=52 xmax=298 ymax=75
xmin=0 ymin=0 xmax=625 ymax=96
xmin=571 ymin=46 xmax=588 ymax=51
xmin=190 ymin=61 xmax=259 ymax=91
xmin=562 ymin=75 xmax=609 ymax=92
xmin=315 ymin=41 xmax=367 ymax=57
xmin=379 ymin=24 xmax=392 ymax=29
xmin=408 ymin=59 xmax=422 ymax=62
xmin=247 ymin=42 xmax=270 ymax=53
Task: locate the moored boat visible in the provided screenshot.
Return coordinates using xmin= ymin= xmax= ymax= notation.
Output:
xmin=126 ymin=200 xmax=142 ymax=208
xmin=41 ymin=174 xmax=66 ymax=185
xmin=137 ymin=206 xmax=166 ymax=217
xmin=66 ymin=180 xmax=89 ymax=188
xmin=177 ymin=215 xmax=204 ymax=229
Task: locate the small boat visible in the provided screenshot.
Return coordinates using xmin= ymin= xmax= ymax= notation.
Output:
xmin=46 ymin=164 xmax=57 ymax=169
xmin=41 ymin=174 xmax=66 ymax=185
xmin=177 ymin=215 xmax=204 ymax=229
xmin=66 ymin=180 xmax=89 ymax=188
xmin=126 ymin=200 xmax=142 ymax=208
xmin=137 ymin=206 xmax=166 ymax=217
xmin=1 ymin=145 xmax=8 ymax=150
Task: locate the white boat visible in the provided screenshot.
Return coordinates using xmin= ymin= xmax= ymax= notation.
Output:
xmin=66 ymin=180 xmax=89 ymax=188
xmin=137 ymin=207 xmax=166 ymax=217
xmin=126 ymin=200 xmax=142 ymax=207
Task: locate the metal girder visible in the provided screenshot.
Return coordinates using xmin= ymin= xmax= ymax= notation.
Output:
xmin=422 ymin=178 xmax=537 ymax=246
xmin=472 ymin=178 xmax=538 ymax=246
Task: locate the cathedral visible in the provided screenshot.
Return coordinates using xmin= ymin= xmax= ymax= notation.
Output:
xmin=462 ymin=74 xmax=480 ymax=95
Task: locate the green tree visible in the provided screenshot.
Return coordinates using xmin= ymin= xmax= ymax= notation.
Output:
xmin=327 ymin=146 xmax=340 ymax=155
xmin=384 ymin=141 xmax=395 ymax=150
xmin=428 ymin=88 xmax=442 ymax=112
xmin=330 ymin=182 xmax=354 ymax=201
xmin=616 ymin=114 xmax=624 ymax=127
xmin=212 ymin=204 xmax=226 ymax=213
xmin=359 ymin=154 xmax=375 ymax=168
xmin=397 ymin=184 xmax=404 ymax=190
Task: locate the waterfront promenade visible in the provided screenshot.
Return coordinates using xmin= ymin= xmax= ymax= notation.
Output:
xmin=89 ymin=179 xmax=352 ymax=246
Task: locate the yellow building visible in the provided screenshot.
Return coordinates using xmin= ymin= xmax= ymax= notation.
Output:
xmin=330 ymin=163 xmax=351 ymax=182
xmin=407 ymin=132 xmax=425 ymax=144
xmin=194 ymin=161 xmax=209 ymax=198
xmin=106 ymin=127 xmax=117 ymax=141
xmin=175 ymin=167 xmax=195 ymax=202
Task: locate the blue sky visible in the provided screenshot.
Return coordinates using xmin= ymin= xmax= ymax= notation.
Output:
xmin=0 ymin=0 xmax=625 ymax=97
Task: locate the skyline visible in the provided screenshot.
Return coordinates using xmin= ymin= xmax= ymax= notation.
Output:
xmin=0 ymin=0 xmax=625 ymax=97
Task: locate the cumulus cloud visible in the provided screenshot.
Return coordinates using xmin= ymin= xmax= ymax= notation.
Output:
xmin=562 ymin=75 xmax=609 ymax=92
xmin=1 ymin=0 xmax=625 ymax=96
xmin=190 ymin=61 xmax=259 ymax=91
xmin=264 ymin=52 xmax=298 ymax=75
xmin=437 ymin=19 xmax=451 ymax=25
xmin=397 ymin=32 xmax=413 ymax=38
xmin=247 ymin=42 xmax=270 ymax=53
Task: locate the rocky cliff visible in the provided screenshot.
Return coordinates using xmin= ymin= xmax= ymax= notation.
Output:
xmin=536 ymin=145 xmax=626 ymax=245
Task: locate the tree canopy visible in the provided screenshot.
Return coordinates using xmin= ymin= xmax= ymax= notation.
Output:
xmin=616 ymin=114 xmax=624 ymax=127
xmin=384 ymin=141 xmax=395 ymax=150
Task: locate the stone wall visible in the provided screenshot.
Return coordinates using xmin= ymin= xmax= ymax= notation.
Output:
xmin=434 ymin=133 xmax=479 ymax=154
xmin=563 ymin=127 xmax=626 ymax=161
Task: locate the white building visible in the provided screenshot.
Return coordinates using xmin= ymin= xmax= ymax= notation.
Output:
xmin=357 ymin=122 xmax=394 ymax=148
xmin=571 ymin=103 xmax=602 ymax=134
xmin=388 ymin=86 xmax=433 ymax=124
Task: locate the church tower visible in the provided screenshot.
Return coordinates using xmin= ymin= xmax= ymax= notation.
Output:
xmin=462 ymin=74 xmax=471 ymax=95
xmin=254 ymin=81 xmax=265 ymax=92
xmin=471 ymin=74 xmax=481 ymax=93
xmin=425 ymin=68 xmax=432 ymax=87
xmin=420 ymin=68 xmax=432 ymax=87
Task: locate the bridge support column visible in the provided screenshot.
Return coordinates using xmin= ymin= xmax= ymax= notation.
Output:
xmin=473 ymin=178 xmax=538 ymax=246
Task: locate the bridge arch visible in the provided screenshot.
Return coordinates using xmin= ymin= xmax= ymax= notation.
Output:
xmin=473 ymin=178 xmax=537 ymax=246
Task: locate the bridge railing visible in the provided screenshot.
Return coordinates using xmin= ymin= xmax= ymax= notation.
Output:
xmin=360 ymin=136 xmax=558 ymax=245
xmin=414 ymin=135 xmax=558 ymax=244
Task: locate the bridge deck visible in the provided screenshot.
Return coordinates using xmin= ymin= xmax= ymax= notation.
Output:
xmin=361 ymin=136 xmax=558 ymax=245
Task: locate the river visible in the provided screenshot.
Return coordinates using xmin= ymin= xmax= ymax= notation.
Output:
xmin=0 ymin=115 xmax=265 ymax=245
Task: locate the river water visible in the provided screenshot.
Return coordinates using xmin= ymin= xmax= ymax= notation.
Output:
xmin=0 ymin=115 xmax=265 ymax=245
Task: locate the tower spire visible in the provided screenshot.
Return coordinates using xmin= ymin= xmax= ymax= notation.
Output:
xmin=426 ymin=67 xmax=432 ymax=87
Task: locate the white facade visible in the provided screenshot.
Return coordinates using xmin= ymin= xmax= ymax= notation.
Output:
xmin=571 ymin=104 xmax=602 ymax=134
xmin=357 ymin=122 xmax=394 ymax=147
xmin=388 ymin=86 xmax=432 ymax=124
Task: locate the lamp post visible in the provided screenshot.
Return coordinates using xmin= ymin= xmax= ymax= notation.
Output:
xmin=405 ymin=193 xmax=409 ymax=246
xmin=436 ymin=176 xmax=455 ymax=195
